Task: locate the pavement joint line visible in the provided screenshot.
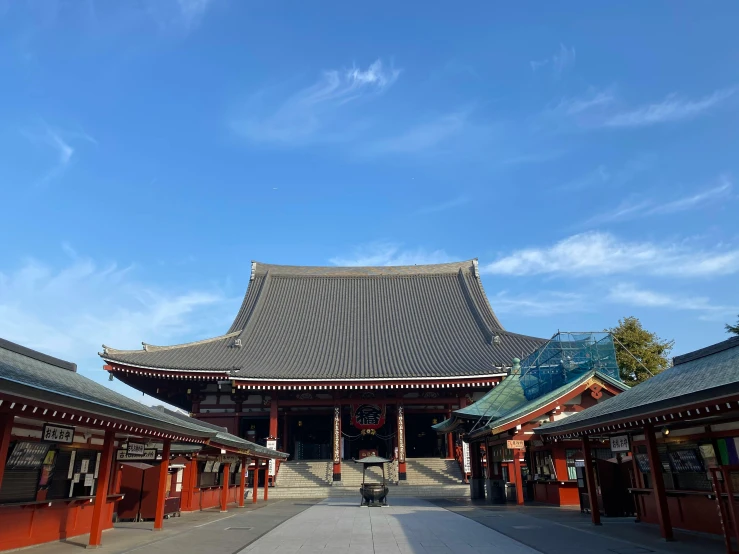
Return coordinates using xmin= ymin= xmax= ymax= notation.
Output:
xmin=193 ymin=514 xmax=237 ymax=528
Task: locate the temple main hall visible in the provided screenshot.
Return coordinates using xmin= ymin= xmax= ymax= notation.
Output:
xmin=101 ymin=260 xmax=545 ymax=481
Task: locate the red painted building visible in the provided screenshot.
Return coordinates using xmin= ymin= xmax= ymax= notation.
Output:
xmin=100 ymin=260 xmax=546 ymax=480
xmin=0 ymin=338 xmax=285 ymax=551
xmin=435 ymin=332 xmax=628 ymax=506
xmin=536 ymin=336 xmax=739 ymax=550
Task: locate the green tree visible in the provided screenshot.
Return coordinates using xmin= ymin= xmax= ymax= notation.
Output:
xmin=727 ymin=315 xmax=739 ymax=335
xmin=609 ymin=316 xmax=674 ymax=384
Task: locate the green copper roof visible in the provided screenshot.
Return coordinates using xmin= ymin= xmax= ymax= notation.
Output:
xmin=536 ymin=337 xmax=739 ymax=436
xmin=468 ymin=370 xmax=629 ymax=440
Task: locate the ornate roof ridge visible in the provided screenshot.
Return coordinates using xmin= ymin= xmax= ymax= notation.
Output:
xmin=250 ymin=259 xmax=478 ymax=277
xmin=102 ymin=331 xmax=240 ymax=356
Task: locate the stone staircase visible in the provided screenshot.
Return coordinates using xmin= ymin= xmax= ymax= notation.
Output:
xmin=269 ymin=458 xmax=470 ymax=499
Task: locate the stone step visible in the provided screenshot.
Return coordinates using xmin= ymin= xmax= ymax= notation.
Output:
xmin=268 ymin=484 xmax=471 ymax=499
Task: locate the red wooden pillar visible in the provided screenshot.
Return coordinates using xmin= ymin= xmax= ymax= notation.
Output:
xmin=238 ymin=457 xmax=247 ymax=508
xmin=512 ymin=448 xmax=524 ymax=505
xmin=644 ymin=425 xmax=673 ymax=540
xmin=446 ymin=405 xmax=454 ymax=459
xmin=332 ymin=405 xmax=342 ymax=481
xmin=269 ymin=400 xmax=278 ymax=437
xmin=88 ymin=429 xmax=115 ymax=547
xmin=0 ymin=413 xmax=14 ymax=491
xmin=153 ymin=440 xmax=171 ymax=531
xmin=263 ymin=465 xmax=268 ymax=500
xmin=581 ymin=436 xmax=601 ymax=525
xmin=252 ymin=460 xmax=258 ymax=503
xmin=283 ymin=413 xmax=290 ymax=456
xmin=269 ymin=399 xmax=279 ymax=483
xmin=220 ymin=463 xmax=230 ymax=512
xmin=397 ymin=404 xmax=407 ymax=480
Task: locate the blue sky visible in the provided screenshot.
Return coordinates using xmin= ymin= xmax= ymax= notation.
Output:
xmin=1 ymin=1 xmax=738 ymax=403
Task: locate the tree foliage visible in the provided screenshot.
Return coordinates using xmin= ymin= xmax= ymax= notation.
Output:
xmin=727 ymin=315 xmax=739 ymax=336
xmin=609 ymin=316 xmax=674 ymax=384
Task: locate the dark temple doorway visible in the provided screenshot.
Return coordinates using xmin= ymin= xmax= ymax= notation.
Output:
xmin=288 ymin=413 xmax=332 ymax=460
xmin=405 ymin=412 xmax=445 ymax=458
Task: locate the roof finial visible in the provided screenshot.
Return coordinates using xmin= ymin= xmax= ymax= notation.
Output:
xmin=511 ymin=358 xmax=521 ymax=375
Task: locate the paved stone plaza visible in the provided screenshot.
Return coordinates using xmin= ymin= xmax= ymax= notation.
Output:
xmin=242 ymin=497 xmax=537 ymax=554
xmin=15 ymin=496 xmax=727 ymax=554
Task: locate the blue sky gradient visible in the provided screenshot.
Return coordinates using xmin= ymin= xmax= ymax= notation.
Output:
xmin=1 ymin=1 xmax=738 ymax=403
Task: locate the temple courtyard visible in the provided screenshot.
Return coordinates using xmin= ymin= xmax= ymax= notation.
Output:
xmin=18 ymin=496 xmax=725 ymax=554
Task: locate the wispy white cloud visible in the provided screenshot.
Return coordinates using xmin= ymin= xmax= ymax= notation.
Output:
xmin=649 ymin=176 xmax=733 ymax=215
xmin=546 ymin=86 xmax=737 ymax=131
xmin=604 ymin=87 xmax=737 ymax=128
xmin=490 ymin=290 xmax=587 ymax=316
xmin=330 ymin=242 xmax=454 ymax=267
xmin=530 ymin=43 xmax=576 ymax=77
xmin=22 ymin=123 xmax=96 ymax=186
xmin=142 ymin=0 xmax=214 ymax=32
xmin=0 ymin=249 xmax=234 ymax=403
xmin=232 ymin=59 xmax=400 ymax=145
xmin=360 ymin=111 xmax=469 ymax=156
xmin=608 ymin=283 xmax=738 ymax=316
xmin=177 ymin=0 xmax=212 ymax=30
xmin=45 ymin=127 xmax=74 ymax=166
xmin=553 ymin=88 xmax=616 ymax=116
xmin=416 ymin=196 xmax=469 ymax=215
xmin=558 ymin=157 xmax=652 ymax=192
xmin=583 ymin=176 xmax=733 ymax=225
xmin=482 ymin=232 xmax=739 ymax=278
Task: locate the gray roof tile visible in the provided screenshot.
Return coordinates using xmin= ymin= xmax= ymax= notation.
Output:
xmin=102 ymin=260 xmax=546 ymax=381
xmin=0 ymin=339 xmax=287 ymax=459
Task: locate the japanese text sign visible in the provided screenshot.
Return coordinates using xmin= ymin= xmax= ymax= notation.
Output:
xmin=43 ymin=424 xmax=75 ymax=444
xmin=610 ymin=435 xmax=630 ymax=453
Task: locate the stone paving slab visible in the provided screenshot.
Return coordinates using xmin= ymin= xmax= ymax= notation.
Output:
xmin=240 ymin=497 xmax=539 ymax=554
xmin=431 ymin=498 xmax=726 ymax=554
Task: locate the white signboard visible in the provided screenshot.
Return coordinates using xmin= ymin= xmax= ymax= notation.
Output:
xmin=610 ymin=435 xmax=630 ymax=453
xmin=462 ymin=441 xmax=471 ymax=474
xmin=43 ymin=424 xmax=75 ymax=444
xmin=126 ymin=442 xmax=146 ymax=456
xmin=84 ymin=474 xmax=95 ymax=488
xmin=116 ymin=448 xmax=157 ymax=461
xmin=267 ymin=440 xmax=277 ymax=476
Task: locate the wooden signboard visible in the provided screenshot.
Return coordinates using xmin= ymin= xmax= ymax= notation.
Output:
xmin=506 ymin=440 xmax=525 ymax=450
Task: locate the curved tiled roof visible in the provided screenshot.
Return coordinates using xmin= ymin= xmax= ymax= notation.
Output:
xmin=102 ymin=260 xmax=546 ymax=381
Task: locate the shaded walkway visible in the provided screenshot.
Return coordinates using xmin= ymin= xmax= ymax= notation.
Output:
xmin=433 ymin=499 xmax=725 ymax=554
xmin=14 ymin=500 xmax=317 ymax=554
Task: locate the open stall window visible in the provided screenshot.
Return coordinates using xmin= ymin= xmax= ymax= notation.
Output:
xmin=0 ymin=441 xmax=51 ymax=503
xmin=565 ymin=449 xmax=582 ymax=480
xmin=532 ymin=450 xmax=556 ymax=480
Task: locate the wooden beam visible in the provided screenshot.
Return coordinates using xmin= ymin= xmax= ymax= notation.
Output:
xmin=238 ymin=457 xmax=247 ymax=508
xmin=512 ymin=449 xmax=524 ymax=505
xmin=220 ymin=463 xmax=230 ymax=512
xmin=644 ymin=424 xmax=673 ymax=540
xmin=581 ymin=436 xmax=601 ymax=525
xmin=88 ymin=429 xmax=115 ymax=547
xmin=252 ymin=460 xmax=258 ymax=504
xmin=154 ymin=440 xmax=171 ymax=530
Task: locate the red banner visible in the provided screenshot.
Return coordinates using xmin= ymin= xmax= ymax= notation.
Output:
xmin=351 ymin=403 xmax=386 ymax=430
